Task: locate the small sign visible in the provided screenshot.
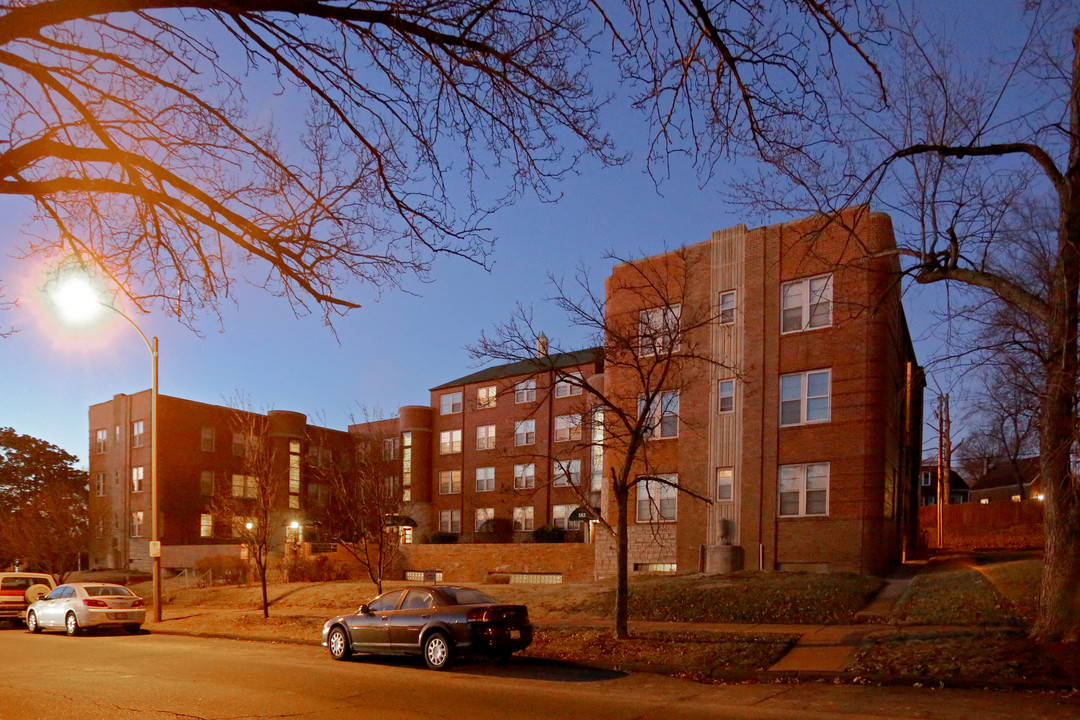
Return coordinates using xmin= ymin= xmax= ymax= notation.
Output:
xmin=148 ymin=541 xmax=161 ymax=558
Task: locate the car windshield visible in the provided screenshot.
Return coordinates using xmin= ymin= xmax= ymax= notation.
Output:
xmin=85 ymin=586 xmax=133 ymax=597
xmin=439 ymin=588 xmax=496 ymax=605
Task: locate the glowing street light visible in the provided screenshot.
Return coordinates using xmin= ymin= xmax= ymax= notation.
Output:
xmin=51 ymin=273 xmax=163 ymax=623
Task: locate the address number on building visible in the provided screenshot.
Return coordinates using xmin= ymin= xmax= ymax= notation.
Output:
xmin=149 ymin=541 xmax=161 ymax=558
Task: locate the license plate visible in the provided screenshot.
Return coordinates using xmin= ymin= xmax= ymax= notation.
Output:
xmin=109 ymin=612 xmax=129 ymax=620
xmin=510 ymin=629 xmax=521 ymax=640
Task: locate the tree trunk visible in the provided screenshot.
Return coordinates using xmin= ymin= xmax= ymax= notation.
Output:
xmin=615 ymin=483 xmax=630 ymax=639
xmin=258 ymin=555 xmax=269 ymax=619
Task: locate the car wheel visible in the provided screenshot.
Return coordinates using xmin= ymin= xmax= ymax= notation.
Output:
xmin=423 ymin=631 xmax=452 ymax=671
xmin=26 ymin=611 xmax=41 ymax=634
xmin=327 ymin=626 xmax=352 ymax=661
xmin=65 ymin=612 xmax=81 ymax=637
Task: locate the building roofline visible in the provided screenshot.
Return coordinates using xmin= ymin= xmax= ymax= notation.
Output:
xmin=430 ymin=347 xmax=604 ymax=391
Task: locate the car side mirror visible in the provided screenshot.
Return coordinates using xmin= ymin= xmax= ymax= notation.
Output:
xmin=359 ymin=604 xmax=372 ymax=615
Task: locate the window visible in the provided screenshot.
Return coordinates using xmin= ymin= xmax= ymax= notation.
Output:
xmin=716 ymin=468 xmax=734 ymax=501
xmin=553 ymin=459 xmax=581 ymax=487
xmin=782 ymin=274 xmax=832 ymax=333
xmin=231 ymin=474 xmax=257 ymax=498
xmin=94 ymin=428 xmax=107 ymax=454
xmin=555 ymin=372 xmax=583 ymax=398
xmin=920 ymin=471 xmax=932 ymax=487
xmin=639 ymin=305 xmax=681 ymax=357
xmin=94 ymin=473 xmax=105 ymax=497
xmin=130 ymin=511 xmax=144 ymax=538
xmin=719 ymin=291 xmax=736 ymax=325
xmin=637 ymin=474 xmax=678 ymax=522
xmin=131 ymin=466 xmax=144 ymax=493
xmin=439 ymin=429 xmax=462 ymax=454
xmin=232 ymin=432 xmax=246 ymax=457
xmin=591 ymin=408 xmax=604 ymax=493
xmin=475 ymin=466 xmax=495 ymax=492
xmin=552 ymin=504 xmax=580 ymax=530
xmin=439 ymin=470 xmax=461 ymax=495
xmin=200 ymin=514 xmax=213 ymax=538
xmin=780 ymin=370 xmax=831 ymax=426
xmin=779 ymin=463 xmax=829 ymax=517
xmin=440 ymin=391 xmax=463 ymax=415
xmin=513 ymin=506 xmax=534 ymax=532
xmin=477 ymin=385 xmax=497 ymax=409
xmin=514 ymin=419 xmax=535 ymax=446
xmin=475 ymin=507 xmax=494 ymax=532
xmin=439 ymin=509 xmax=461 ymax=534
xmin=554 ymin=414 xmax=582 ymax=442
xmin=476 ymin=424 xmax=496 ymax=450
xmin=718 ymin=380 xmax=735 ymax=414
xmin=515 ymin=379 xmax=536 ymax=403
xmin=400 ymin=526 xmax=414 ymax=544
xmin=132 ymin=420 xmax=145 ymax=448
xmin=200 ymin=470 xmax=214 ymax=496
xmin=200 ymin=427 xmax=215 ymax=452
xmin=514 ymin=463 xmax=535 ymax=489
xmin=383 ymin=437 xmax=400 ymax=460
xmin=641 ymin=391 xmax=680 ymax=438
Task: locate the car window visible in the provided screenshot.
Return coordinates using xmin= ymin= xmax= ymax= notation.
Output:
xmin=60 ymin=586 xmax=76 ymax=599
xmin=437 ymin=588 xmax=496 ymax=605
xmin=44 ymin=587 xmax=67 ymax=600
xmin=400 ymin=589 xmax=433 ymax=611
xmin=86 ymin=586 xmax=133 ymax=597
xmin=1 ymin=578 xmax=32 ymax=591
xmin=368 ymin=590 xmax=405 ymax=612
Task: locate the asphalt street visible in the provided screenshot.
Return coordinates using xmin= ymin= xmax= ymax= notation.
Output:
xmin=1 ymin=627 xmax=1077 ymax=720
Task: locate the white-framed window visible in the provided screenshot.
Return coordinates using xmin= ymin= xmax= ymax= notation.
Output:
xmin=200 ymin=513 xmax=213 ymax=538
xmin=716 ymin=468 xmax=734 ymax=501
xmin=232 ymin=432 xmax=246 ymax=457
xmin=439 ymin=509 xmax=461 ymax=534
xmin=200 ymin=426 xmax=215 ymax=452
xmin=477 ymin=385 xmax=497 ymax=409
xmin=231 ymin=474 xmax=257 ymax=498
xmin=200 ymin=470 xmax=214 ymax=496
xmin=920 ymin=471 xmax=932 ymax=487
xmin=718 ymin=380 xmax=735 ymax=414
xmin=94 ymin=472 xmax=105 ymax=497
xmin=130 ymin=511 xmax=144 ymax=538
xmin=555 ymin=372 xmax=583 ymax=398
xmin=782 ymin=274 xmax=832 ymax=333
xmin=440 ymin=391 xmax=463 ymax=415
xmin=513 ymin=506 xmax=535 ymax=532
xmin=552 ymin=504 xmax=581 ymax=530
xmin=439 ymin=470 xmax=461 ymax=495
xmin=383 ymin=437 xmax=400 ymax=460
xmin=980 ymin=498 xmax=990 ymax=505
xmin=636 ymin=474 xmax=678 ymax=522
xmin=476 ymin=424 xmax=496 ymax=450
xmin=439 ymin=429 xmax=462 ymax=454
xmin=780 ymin=370 xmax=831 ymax=426
xmin=132 ymin=420 xmax=145 ymax=448
xmin=515 ymin=379 xmax=536 ymax=404
xmin=641 ymin=391 xmax=679 ymax=438
xmin=475 ymin=508 xmax=495 ymax=532
xmin=639 ymin=305 xmax=681 ymax=357
xmin=515 ymin=419 xmax=536 ymax=446
xmin=514 ymin=463 xmax=535 ymax=489
xmin=719 ymin=290 xmax=736 ymax=325
xmin=475 ymin=466 xmax=495 ymax=492
xmin=554 ymin=414 xmax=582 ymax=442
xmin=779 ymin=462 xmax=829 ymax=517
xmin=400 ymin=526 xmax=414 ymax=544
xmin=553 ymin=459 xmax=581 ymax=487
xmin=94 ymin=428 xmax=107 ymax=454
xmin=131 ymin=466 xmax=145 ymax=493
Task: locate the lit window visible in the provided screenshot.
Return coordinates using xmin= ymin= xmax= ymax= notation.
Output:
xmin=439 ymin=429 xmax=462 ymax=454
xmin=515 ymin=420 xmax=536 ymax=446
xmin=641 ymin=391 xmax=679 ymax=438
xmin=513 ymin=506 xmax=534 ymax=531
xmin=515 ymin=380 xmax=536 ymax=404
xmin=200 ymin=427 xmax=215 ymax=452
xmin=555 ymin=372 xmax=583 ymax=398
xmin=636 ymin=475 xmax=678 ymax=522
xmin=780 ymin=370 xmax=831 ymax=426
xmin=200 ymin=514 xmax=213 ymax=538
xmin=131 ymin=466 xmax=144 ymax=493
xmin=475 ymin=466 xmax=495 ymax=492
xmin=782 ymin=275 xmax=832 ymax=333
xmin=553 ymin=459 xmax=581 ymax=487
xmin=716 ymin=468 xmax=734 ymax=501
xmin=554 ymin=414 xmax=582 ymax=442
xmin=440 ymin=392 xmax=463 ymax=415
xmin=779 ymin=463 xmax=829 ymax=517
xmin=231 ymin=474 xmax=257 ymax=498
xmin=439 ymin=470 xmax=461 ymax=495
xmin=718 ymin=380 xmax=735 ymax=414
xmin=639 ymin=305 xmax=681 ymax=357
xmin=719 ymin=291 xmax=736 ymax=325
xmin=477 ymin=385 xmax=497 ymax=409
xmin=439 ymin=509 xmax=461 ymax=534
xmin=476 ymin=424 xmax=496 ymax=450
xmin=475 ymin=508 xmax=494 ymax=532
xmin=514 ymin=463 xmax=535 ymax=489
xmin=400 ymin=526 xmax=414 ymax=544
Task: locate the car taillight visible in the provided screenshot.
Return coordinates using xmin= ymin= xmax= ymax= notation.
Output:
xmin=131 ymin=599 xmax=145 ymax=608
xmin=82 ymin=599 xmax=108 ymax=608
xmin=466 ymin=608 xmax=492 ymax=623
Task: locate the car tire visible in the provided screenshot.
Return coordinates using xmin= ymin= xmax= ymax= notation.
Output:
xmin=24 ymin=584 xmax=51 ymax=604
xmin=26 ymin=611 xmax=41 ymax=634
xmin=423 ymin=631 xmax=452 ymax=671
xmin=327 ymin=626 xmax=352 ymax=661
xmin=65 ymin=612 xmax=81 ymax=637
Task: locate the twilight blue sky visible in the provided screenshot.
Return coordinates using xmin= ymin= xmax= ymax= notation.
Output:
xmin=0 ymin=2 xmax=1029 ymax=465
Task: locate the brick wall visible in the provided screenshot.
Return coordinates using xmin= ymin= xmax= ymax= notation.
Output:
xmin=395 ymin=542 xmax=596 ymax=582
xmin=918 ymin=502 xmax=1044 ymax=550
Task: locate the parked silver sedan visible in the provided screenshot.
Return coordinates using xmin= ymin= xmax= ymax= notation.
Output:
xmin=26 ymin=582 xmax=146 ymax=636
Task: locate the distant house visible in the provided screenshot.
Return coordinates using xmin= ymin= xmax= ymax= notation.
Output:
xmin=967 ymin=457 xmax=1042 ymax=504
xmin=918 ymin=463 xmax=970 ymax=506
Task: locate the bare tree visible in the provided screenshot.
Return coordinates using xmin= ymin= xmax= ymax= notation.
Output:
xmin=472 ymin=246 xmax=725 ymax=638
xmin=0 ymin=1 xmax=617 ymax=326
xmin=313 ymin=412 xmax=403 ymax=593
xmin=0 ymin=482 xmax=87 ymax=581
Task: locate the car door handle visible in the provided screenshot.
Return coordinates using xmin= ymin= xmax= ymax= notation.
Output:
xmin=380 ymin=616 xmax=389 ymax=622
xmin=420 ymin=615 xmax=431 ymax=620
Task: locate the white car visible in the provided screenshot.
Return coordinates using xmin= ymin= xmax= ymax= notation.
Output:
xmin=26 ymin=582 xmax=146 ymax=636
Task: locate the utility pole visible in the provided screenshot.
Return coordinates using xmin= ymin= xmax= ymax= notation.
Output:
xmin=935 ymin=393 xmax=951 ymax=548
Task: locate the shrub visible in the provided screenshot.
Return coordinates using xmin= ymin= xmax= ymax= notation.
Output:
xmin=427 ymin=531 xmax=459 ymax=544
xmin=531 ymin=525 xmax=563 ymax=543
